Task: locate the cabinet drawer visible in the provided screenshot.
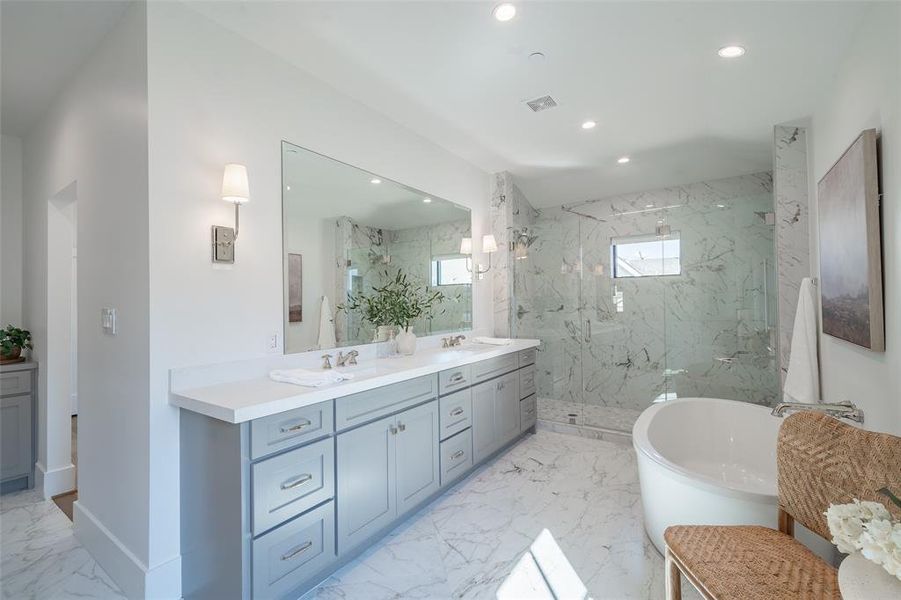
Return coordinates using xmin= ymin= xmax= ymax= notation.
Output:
xmin=519 ymin=365 xmax=536 ymax=399
xmin=471 ymin=354 xmax=518 ymax=384
xmin=518 ymin=348 xmax=537 ymax=368
xmin=438 ymin=389 xmax=471 ymax=441
xmin=0 ymin=371 xmax=31 ymax=396
xmin=440 ymin=428 xmax=473 ymax=486
xmin=521 ymin=394 xmax=537 ymax=432
xmin=336 ymin=375 xmax=437 ymax=431
xmin=252 ymin=500 xmax=336 ymax=600
xmin=252 ymin=438 xmax=334 ymax=535
xmin=438 ymin=365 xmax=472 ymax=396
xmin=250 ymin=401 xmax=333 ymax=460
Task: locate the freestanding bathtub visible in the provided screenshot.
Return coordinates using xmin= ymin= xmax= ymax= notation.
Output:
xmin=632 ymin=397 xmax=834 ymax=560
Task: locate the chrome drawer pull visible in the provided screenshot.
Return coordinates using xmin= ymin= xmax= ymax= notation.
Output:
xmin=449 ymin=373 xmax=465 ymax=383
xmin=280 ymin=473 xmax=313 ymax=490
xmin=280 ymin=419 xmax=312 ymax=434
xmin=397 ymin=422 xmax=406 ymax=432
xmin=497 ymin=381 xmax=505 ymax=390
xmin=451 ymin=450 xmax=465 ymax=460
xmin=450 ymin=407 xmax=464 ymax=417
xmin=389 ymin=425 xmax=398 ymax=435
xmin=280 ymin=541 xmax=313 ymax=561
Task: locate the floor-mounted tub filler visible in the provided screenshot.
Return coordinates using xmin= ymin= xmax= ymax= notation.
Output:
xmin=632 ymin=397 xmax=835 ymax=561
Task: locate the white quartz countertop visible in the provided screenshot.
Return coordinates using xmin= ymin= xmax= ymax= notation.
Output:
xmin=170 ymin=339 xmax=539 ymax=424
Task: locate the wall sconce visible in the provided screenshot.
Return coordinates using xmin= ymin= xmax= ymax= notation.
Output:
xmin=460 ymin=234 xmax=497 ymax=279
xmin=212 ymin=163 xmax=250 ymax=263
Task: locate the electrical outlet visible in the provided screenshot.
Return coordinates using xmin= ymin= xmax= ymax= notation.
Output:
xmin=267 ymin=333 xmax=279 ymax=353
xmin=101 ymin=308 xmax=117 ymax=335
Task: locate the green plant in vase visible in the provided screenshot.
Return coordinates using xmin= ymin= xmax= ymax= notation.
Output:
xmin=339 ymin=270 xmax=446 ymax=354
xmin=1 ymin=325 xmax=33 ymax=363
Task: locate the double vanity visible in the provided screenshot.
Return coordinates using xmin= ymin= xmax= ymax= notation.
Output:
xmin=172 ymin=339 xmax=539 ymax=599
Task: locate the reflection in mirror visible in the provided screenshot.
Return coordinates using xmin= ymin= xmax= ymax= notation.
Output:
xmin=282 ymin=141 xmax=473 ymax=354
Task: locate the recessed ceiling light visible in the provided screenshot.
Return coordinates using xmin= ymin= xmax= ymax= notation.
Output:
xmin=617 ymin=156 xmax=631 ymax=164
xmin=645 ymin=204 xmax=655 ymax=209
xmin=581 ymin=120 xmax=597 ymax=130
xmin=286 ymin=185 xmax=291 ymax=191
xmin=423 ymin=197 xmax=432 ymax=204
xmin=492 ymin=3 xmax=516 ymax=22
xmin=370 ymin=178 xmax=381 ymax=184
xmin=716 ymin=204 xmax=727 ymax=208
xmin=717 ymin=45 xmax=746 ymax=58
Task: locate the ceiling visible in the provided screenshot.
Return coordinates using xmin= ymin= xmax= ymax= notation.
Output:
xmin=190 ymin=0 xmax=870 ymax=207
xmin=1 ymin=0 xmax=131 ymax=137
xmin=283 ymin=142 xmax=470 ymax=230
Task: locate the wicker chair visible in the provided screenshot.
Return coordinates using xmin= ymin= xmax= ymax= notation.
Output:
xmin=663 ymin=412 xmax=901 ymax=600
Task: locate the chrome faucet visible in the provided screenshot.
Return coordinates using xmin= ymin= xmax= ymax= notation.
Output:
xmin=336 ymin=349 xmax=359 ymax=367
xmin=442 ymin=335 xmax=466 ymax=348
xmin=321 ymin=354 xmax=333 ymax=370
xmin=771 ymin=400 xmax=864 ymax=423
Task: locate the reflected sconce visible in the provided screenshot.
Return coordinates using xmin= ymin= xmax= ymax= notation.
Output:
xmin=511 ymin=227 xmax=534 ymax=260
xmin=212 ymin=163 xmax=250 ymax=263
xmin=461 ymin=234 xmax=497 ymax=279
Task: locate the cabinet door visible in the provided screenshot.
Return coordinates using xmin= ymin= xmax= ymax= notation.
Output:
xmin=494 ymin=372 xmax=520 ymax=446
xmin=1 ymin=395 xmax=32 ymax=480
xmin=395 ymin=400 xmax=440 ymax=516
xmin=471 ymin=380 xmax=496 ymax=463
xmin=336 ymin=415 xmax=396 ymax=555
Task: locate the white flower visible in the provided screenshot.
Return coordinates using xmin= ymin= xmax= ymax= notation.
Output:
xmin=857 ymin=500 xmax=892 ymax=521
xmin=825 ymin=500 xmax=901 ymax=581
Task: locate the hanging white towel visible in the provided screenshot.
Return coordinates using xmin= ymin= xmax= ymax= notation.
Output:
xmin=783 ymin=278 xmax=820 ymax=404
xmin=270 ymin=368 xmax=353 ymax=388
xmin=317 ymin=296 xmax=337 ymax=350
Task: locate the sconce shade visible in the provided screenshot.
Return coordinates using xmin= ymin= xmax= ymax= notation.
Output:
xmin=221 ymin=163 xmax=250 ymax=204
xmin=482 ymin=234 xmax=498 ymax=254
xmin=460 ymin=237 xmax=473 ymax=255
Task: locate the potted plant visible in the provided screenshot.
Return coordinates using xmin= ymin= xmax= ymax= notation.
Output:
xmin=339 ymin=270 xmax=447 ymax=355
xmin=1 ymin=325 xmax=33 ymax=363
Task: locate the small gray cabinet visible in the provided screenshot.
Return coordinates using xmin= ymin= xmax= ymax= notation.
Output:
xmin=1 ymin=363 xmax=37 ymax=494
xmin=471 ymin=371 xmax=520 ymax=463
xmin=337 ymin=399 xmax=439 ymax=556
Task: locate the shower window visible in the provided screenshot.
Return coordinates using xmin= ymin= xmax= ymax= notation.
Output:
xmin=611 ymin=233 xmax=681 ymax=278
xmin=431 ymin=255 xmax=471 ymax=286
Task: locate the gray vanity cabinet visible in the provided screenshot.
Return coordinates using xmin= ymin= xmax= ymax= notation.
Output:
xmin=336 ymin=399 xmax=439 ymax=556
xmin=1 ymin=362 xmax=37 ymax=493
xmin=472 ymin=371 xmax=520 ymax=463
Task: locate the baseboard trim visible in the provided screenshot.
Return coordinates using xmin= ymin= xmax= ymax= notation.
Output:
xmin=35 ymin=461 xmax=76 ymax=499
xmin=73 ymin=500 xmax=146 ymax=598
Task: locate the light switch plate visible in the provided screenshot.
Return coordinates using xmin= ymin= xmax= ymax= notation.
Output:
xmin=101 ymin=308 xmax=117 ymax=335
xmin=212 ymin=226 xmax=235 ymax=263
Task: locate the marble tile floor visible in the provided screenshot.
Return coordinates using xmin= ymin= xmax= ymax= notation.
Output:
xmin=0 ymin=430 xmax=700 ymax=600
xmin=0 ymin=489 xmax=124 ymax=599
xmin=308 ymin=430 xmax=700 ymax=599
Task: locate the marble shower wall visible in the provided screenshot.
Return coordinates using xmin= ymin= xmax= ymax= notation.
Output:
xmin=773 ymin=126 xmax=811 ymax=384
xmin=511 ymin=172 xmax=780 ymax=432
xmin=335 ymin=217 xmax=472 ymax=344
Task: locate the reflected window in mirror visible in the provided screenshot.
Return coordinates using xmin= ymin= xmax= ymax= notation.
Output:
xmin=282 ymin=141 xmax=473 ymax=354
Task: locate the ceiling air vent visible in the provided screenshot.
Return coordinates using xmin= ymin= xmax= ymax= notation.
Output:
xmin=526 ymin=95 xmax=558 ymax=112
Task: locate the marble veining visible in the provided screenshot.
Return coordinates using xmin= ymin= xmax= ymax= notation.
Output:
xmin=773 ymin=126 xmax=811 ymax=385
xmin=0 ymin=490 xmax=124 ymax=599
xmin=497 ymin=171 xmax=780 ymax=433
xmin=307 ymin=430 xmax=699 ymax=599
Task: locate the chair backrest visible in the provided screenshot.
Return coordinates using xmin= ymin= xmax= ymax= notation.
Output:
xmin=777 ymin=411 xmax=901 ymax=540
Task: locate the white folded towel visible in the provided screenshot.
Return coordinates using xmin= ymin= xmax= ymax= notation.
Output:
xmin=783 ymin=277 xmax=820 ymax=404
xmin=318 ymin=296 xmax=337 ymax=350
xmin=270 ymin=368 xmax=354 ymax=388
xmin=474 ymin=336 xmax=514 ymax=346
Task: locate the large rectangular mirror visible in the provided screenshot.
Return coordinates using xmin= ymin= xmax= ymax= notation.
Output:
xmin=282 ymin=141 xmax=473 ymax=354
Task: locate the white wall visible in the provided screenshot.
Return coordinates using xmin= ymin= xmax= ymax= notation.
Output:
xmin=146 ymin=2 xmax=490 ymax=595
xmin=1 ymin=134 xmax=24 ymax=325
xmin=22 ymin=3 xmax=153 ymax=597
xmin=809 ymin=2 xmax=901 ymax=435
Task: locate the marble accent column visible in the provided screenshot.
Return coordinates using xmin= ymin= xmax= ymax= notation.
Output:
xmin=773 ymin=126 xmax=811 ymax=385
xmin=490 ymin=171 xmax=538 ymax=337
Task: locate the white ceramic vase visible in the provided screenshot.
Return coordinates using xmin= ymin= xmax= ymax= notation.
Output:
xmin=396 ymin=328 xmax=417 ymax=355
xmin=374 ymin=325 xmax=394 ymax=342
